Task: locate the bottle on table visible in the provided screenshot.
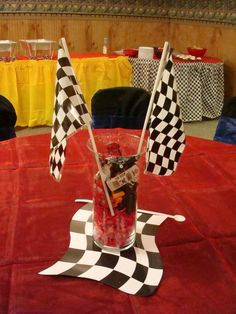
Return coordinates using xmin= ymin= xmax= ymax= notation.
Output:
xmin=102 ymin=37 xmax=108 ymax=55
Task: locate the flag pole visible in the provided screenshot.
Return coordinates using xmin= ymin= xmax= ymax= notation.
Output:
xmin=137 ymin=41 xmax=170 ymax=155
xmin=59 ymin=38 xmax=114 ymax=216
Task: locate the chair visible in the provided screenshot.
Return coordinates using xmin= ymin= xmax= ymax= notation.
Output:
xmin=0 ymin=95 xmax=17 ymax=141
xmin=214 ymin=96 xmax=236 ymax=145
xmin=91 ymin=87 xmax=151 ymax=129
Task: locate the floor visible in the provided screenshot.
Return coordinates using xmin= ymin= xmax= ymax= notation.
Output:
xmin=15 ymin=119 xmax=219 ymax=140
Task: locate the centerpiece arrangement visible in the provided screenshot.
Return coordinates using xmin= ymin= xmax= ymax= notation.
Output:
xmin=49 ymin=38 xmax=185 ymax=252
xmin=43 ymin=38 xmax=186 ymax=295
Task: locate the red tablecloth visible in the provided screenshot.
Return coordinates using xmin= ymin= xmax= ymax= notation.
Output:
xmin=1 ymin=129 xmax=236 ymax=313
xmin=173 ymin=56 xmax=223 ymax=63
xmin=15 ymin=52 xmax=223 ymax=64
xmin=16 ymin=52 xmax=118 ymax=60
xmin=70 ymin=54 xmax=223 ymax=64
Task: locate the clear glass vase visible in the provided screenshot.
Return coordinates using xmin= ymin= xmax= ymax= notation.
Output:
xmin=87 ymin=133 xmax=145 ymax=251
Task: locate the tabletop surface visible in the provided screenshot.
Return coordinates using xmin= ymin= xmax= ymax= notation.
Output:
xmin=2 ymin=51 xmax=223 ymax=62
xmin=0 ymin=129 xmax=236 ymax=314
xmin=0 ymin=53 xmax=223 ymax=128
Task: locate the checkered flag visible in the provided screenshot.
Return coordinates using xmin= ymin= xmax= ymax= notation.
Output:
xmin=49 ymin=42 xmax=91 ymax=181
xmin=39 ymin=202 xmax=167 ymax=296
xmin=146 ymin=50 xmax=186 ymax=176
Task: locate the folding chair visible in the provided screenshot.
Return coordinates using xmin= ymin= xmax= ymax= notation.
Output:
xmin=213 ymin=96 xmax=236 ymax=145
xmin=0 ymin=95 xmax=17 ymax=141
xmin=91 ymin=87 xmax=151 ymax=129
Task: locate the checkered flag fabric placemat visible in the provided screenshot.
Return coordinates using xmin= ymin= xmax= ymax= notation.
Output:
xmin=49 ymin=44 xmax=91 ymax=181
xmin=146 ymin=52 xmax=186 ymax=176
xmin=40 ymin=203 xmax=170 ymax=296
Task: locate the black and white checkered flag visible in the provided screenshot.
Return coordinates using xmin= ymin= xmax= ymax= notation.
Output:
xmin=40 ymin=202 xmax=167 ymax=296
xmin=49 ymin=43 xmax=91 ymax=181
xmin=146 ymin=51 xmax=186 ymax=176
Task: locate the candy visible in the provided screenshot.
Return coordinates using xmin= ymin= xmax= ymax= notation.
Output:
xmin=93 ymin=142 xmax=138 ymax=249
xmin=106 ymin=142 xmax=122 ymax=156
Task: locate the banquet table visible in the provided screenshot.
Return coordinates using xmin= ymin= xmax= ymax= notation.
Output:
xmin=1 ymin=129 xmax=236 ymax=314
xmin=0 ymin=55 xmax=132 ymax=127
xmin=129 ymin=57 xmax=224 ymax=122
xmin=0 ymin=54 xmax=224 ymax=127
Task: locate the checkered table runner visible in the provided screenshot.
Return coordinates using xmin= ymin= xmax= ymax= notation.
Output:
xmin=40 ymin=203 xmax=170 ymax=296
xmin=129 ymin=58 xmax=224 ymax=122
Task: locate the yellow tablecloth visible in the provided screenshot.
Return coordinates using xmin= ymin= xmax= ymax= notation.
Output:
xmin=0 ymin=57 xmax=132 ymax=127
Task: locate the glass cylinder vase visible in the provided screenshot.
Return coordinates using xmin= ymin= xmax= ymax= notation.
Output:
xmin=87 ymin=133 xmax=145 ymax=251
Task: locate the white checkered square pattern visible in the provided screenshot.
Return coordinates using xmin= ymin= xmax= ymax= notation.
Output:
xmin=146 ymin=52 xmax=186 ymax=176
xmin=40 ymin=203 xmax=166 ymax=296
xmin=49 ymin=45 xmax=91 ymax=181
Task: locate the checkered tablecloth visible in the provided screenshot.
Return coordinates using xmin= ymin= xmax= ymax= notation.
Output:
xmin=129 ymin=58 xmax=224 ymax=122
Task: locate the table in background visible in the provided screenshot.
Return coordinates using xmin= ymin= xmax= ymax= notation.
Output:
xmin=0 ymin=55 xmax=132 ymax=127
xmin=129 ymin=57 xmax=224 ymax=122
xmin=0 ymin=54 xmax=224 ymax=127
xmin=1 ymin=129 xmax=236 ymax=313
